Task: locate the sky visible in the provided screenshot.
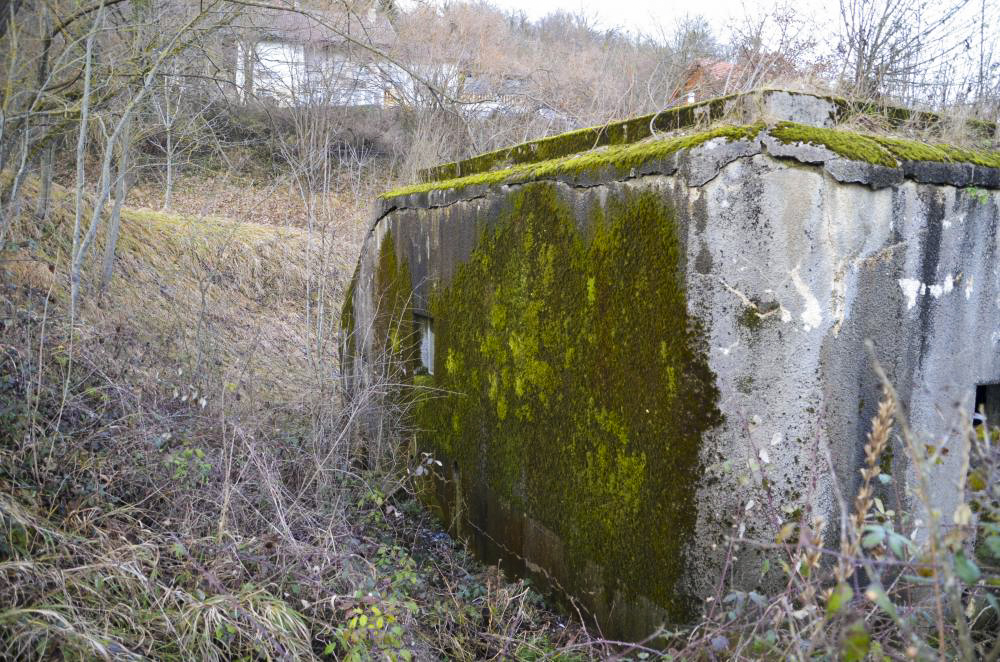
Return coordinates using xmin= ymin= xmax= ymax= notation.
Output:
xmin=480 ymin=0 xmax=793 ymax=38
xmin=388 ymin=0 xmax=869 ymax=50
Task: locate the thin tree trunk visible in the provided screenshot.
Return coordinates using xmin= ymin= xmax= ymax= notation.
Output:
xmin=0 ymin=127 xmax=29 ymax=246
xmin=242 ymin=39 xmax=254 ymax=103
xmin=0 ymin=0 xmax=23 ymax=42
xmin=35 ymin=140 xmax=53 ymax=221
xmin=72 ymin=2 xmax=211 ymax=311
xmin=164 ymin=124 xmax=173 ymax=210
xmin=70 ymin=4 xmax=102 ymax=315
xmin=100 ymin=115 xmax=130 ymax=294
xmin=32 ymin=7 xmax=53 ymax=223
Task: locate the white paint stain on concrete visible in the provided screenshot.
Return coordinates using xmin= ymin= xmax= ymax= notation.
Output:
xmin=900 ymin=274 xmax=963 ymax=309
xmin=966 ymin=275 xmax=974 ymax=300
xmin=791 ymin=266 xmax=822 ymax=331
xmin=899 ymin=278 xmax=922 ymax=310
xmin=929 ymin=273 xmax=956 ymax=298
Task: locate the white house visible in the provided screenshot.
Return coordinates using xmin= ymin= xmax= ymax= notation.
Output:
xmin=236 ymin=40 xmax=388 ymax=106
xmin=233 ymin=7 xmax=397 ymax=107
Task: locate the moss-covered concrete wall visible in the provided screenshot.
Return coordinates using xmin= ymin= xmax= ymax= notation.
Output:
xmin=415 ymin=183 xmax=721 ymax=627
xmin=342 ymin=91 xmax=1000 ymax=640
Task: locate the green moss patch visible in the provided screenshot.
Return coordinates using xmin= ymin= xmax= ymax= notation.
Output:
xmin=770 ymin=122 xmax=1000 ymax=169
xmin=412 ymin=183 xmax=722 ymax=620
xmin=872 ymin=136 xmax=1000 ymax=168
xmin=384 ymin=123 xmax=764 ymax=200
xmin=416 ymin=90 xmax=999 ymax=191
xmin=390 ymin=120 xmax=1000 ymax=202
xmin=769 ymin=122 xmax=899 ymax=167
xmin=373 ymin=231 xmax=418 ymax=374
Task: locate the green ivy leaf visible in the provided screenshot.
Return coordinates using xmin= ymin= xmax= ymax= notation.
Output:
xmin=865 ymin=584 xmax=898 ymax=619
xmin=827 ymin=583 xmax=854 ymax=616
xmin=985 ymin=535 xmax=1000 ymax=560
xmin=887 ymin=532 xmax=911 ymax=558
xmin=842 ymin=620 xmax=871 ymax=662
xmin=861 ymin=525 xmax=886 ymax=549
xmin=954 ymin=551 xmax=981 ymax=584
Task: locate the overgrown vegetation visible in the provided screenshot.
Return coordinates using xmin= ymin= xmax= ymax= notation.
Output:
xmin=384 ymin=118 xmax=1000 ymax=200
xmin=0 ymin=176 xmax=606 ymax=660
xmin=362 ymin=184 xmax=1000 ymax=660
xmin=661 ymin=380 xmax=1000 ymax=660
xmin=4 ymin=170 xmax=1000 ymax=659
xmin=770 ymin=121 xmax=1000 ymax=167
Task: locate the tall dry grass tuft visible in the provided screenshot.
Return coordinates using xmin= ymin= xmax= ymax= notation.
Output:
xmin=837 ymin=385 xmax=896 ymax=583
xmin=1 ymin=173 xmax=355 ymax=659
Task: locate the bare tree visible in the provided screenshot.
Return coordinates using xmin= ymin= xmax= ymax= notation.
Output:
xmin=149 ymin=63 xmax=220 ymax=210
xmin=69 ymin=2 xmax=232 ymax=314
xmin=726 ymin=3 xmax=822 ymax=93
xmin=837 ymin=0 xmax=976 ymax=102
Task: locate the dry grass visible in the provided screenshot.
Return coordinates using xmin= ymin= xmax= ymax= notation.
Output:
xmin=0 ymin=174 xmax=603 ymax=661
xmin=1 ymin=174 xmax=351 ymax=658
xmin=127 ymin=171 xmax=372 ymax=236
xmin=657 ymin=363 xmax=1000 ymax=661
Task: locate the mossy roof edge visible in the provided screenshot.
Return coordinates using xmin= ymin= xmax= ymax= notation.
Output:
xmin=770 ymin=122 xmax=1000 ymax=169
xmin=385 ymin=123 xmax=763 ymax=199
xmin=821 ymin=92 xmax=997 ymax=138
xmin=418 ymin=90 xmax=998 ymax=185
xmin=418 ymin=94 xmax=739 ymax=183
xmin=384 ymin=122 xmax=1000 ymax=201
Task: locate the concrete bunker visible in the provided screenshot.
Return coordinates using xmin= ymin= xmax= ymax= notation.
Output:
xmin=341 ymin=90 xmax=1000 ymax=639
